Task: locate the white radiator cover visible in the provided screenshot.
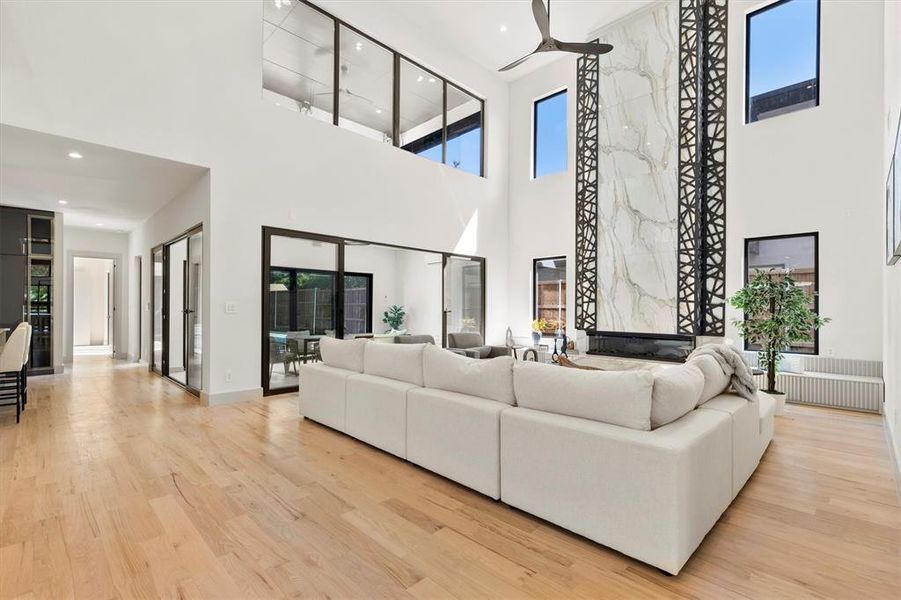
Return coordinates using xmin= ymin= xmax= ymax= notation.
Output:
xmin=744 ymin=353 xmax=884 ymax=413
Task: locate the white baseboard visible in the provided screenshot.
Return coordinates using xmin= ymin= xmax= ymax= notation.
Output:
xmin=200 ymin=387 xmax=263 ymax=407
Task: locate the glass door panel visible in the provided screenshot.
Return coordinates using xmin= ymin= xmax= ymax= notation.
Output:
xmin=166 ymin=238 xmax=187 ymax=386
xmin=151 ymin=246 xmax=163 ymax=374
xmin=185 ymin=230 xmax=203 ymax=391
xmin=443 ymin=256 xmax=483 ymax=346
xmin=266 ymin=235 xmax=339 ymax=394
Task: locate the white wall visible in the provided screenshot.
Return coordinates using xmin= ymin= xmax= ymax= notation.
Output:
xmin=72 ymin=257 xmax=113 ymax=346
xmin=128 ymin=172 xmax=209 ymax=387
xmin=0 ymin=1 xmax=511 ymax=401
xmin=63 ymin=225 xmax=128 ymax=362
xmin=725 ymin=0 xmax=885 ymax=361
xmin=882 ymin=0 xmax=901 ymax=469
xmin=507 ymin=57 xmax=577 ymax=341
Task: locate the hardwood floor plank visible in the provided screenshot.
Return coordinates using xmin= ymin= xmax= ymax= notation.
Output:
xmin=0 ymin=357 xmax=898 ymax=599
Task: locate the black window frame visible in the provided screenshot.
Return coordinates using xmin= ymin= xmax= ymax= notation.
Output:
xmin=744 ymin=0 xmax=821 ymax=124
xmin=532 ymin=256 xmax=567 ymax=333
xmin=743 ymin=231 xmax=820 ymax=355
xmin=532 ymin=89 xmax=567 ymax=179
xmin=261 ymin=226 xmax=487 ymax=396
xmin=269 ymin=266 xmax=373 ymax=335
xmin=264 ymin=0 xmax=486 ymax=177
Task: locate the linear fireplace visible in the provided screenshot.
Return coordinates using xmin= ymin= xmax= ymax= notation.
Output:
xmin=586 ymin=331 xmax=695 ymax=363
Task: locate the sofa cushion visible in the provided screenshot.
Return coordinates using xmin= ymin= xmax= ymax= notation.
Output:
xmin=689 ymin=354 xmax=731 ymax=405
xmin=422 ymin=345 xmax=515 ymax=405
xmin=513 ymin=361 xmax=653 ymax=431
xmin=363 ymin=342 xmax=425 ymax=386
xmin=318 ymin=336 xmax=366 ymax=373
xmin=651 ymin=363 xmax=705 ymax=429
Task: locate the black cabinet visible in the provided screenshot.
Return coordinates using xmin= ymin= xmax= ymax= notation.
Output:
xmin=0 ymin=254 xmax=27 ymax=328
xmin=0 ymin=205 xmax=55 ymax=374
xmin=0 ymin=207 xmax=28 ymax=255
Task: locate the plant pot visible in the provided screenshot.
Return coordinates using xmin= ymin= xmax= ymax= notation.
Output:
xmin=531 ymin=331 xmax=541 ymax=346
xmin=769 ymin=392 xmax=787 ymax=416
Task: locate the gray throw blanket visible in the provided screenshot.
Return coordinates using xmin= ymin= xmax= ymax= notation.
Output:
xmin=688 ymin=344 xmax=758 ymax=401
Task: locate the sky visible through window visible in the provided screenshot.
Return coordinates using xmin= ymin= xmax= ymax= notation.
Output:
xmin=416 ymin=125 xmax=482 ymax=176
xmin=534 ymin=91 xmax=567 ymax=178
xmin=748 ymin=0 xmax=818 ymax=97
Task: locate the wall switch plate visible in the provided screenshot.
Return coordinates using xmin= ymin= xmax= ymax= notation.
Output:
xmin=225 ymin=370 xmax=232 ymax=383
xmin=224 ymin=302 xmax=237 ymax=314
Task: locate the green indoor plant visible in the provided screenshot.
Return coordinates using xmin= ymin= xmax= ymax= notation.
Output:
xmin=730 ymin=269 xmax=829 ymax=408
xmin=382 ymin=304 xmax=406 ymax=333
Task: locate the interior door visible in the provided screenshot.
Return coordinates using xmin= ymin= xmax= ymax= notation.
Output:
xmin=443 ymin=255 xmax=484 ymax=347
xmin=184 ymin=229 xmax=202 ymax=392
xmin=151 ymin=246 xmax=163 ymax=374
xmin=106 ymin=266 xmax=115 ymax=353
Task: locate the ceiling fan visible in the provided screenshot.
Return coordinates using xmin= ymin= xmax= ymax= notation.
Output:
xmin=314 ymin=64 xmax=377 ymax=107
xmin=499 ymin=0 xmax=614 ymax=72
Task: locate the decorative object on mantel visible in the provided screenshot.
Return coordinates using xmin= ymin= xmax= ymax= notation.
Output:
xmin=551 ymin=324 xmax=568 ymax=363
xmin=531 ymin=318 xmax=547 ymax=346
xmin=382 ymin=304 xmax=405 ymax=333
xmin=730 ymin=270 xmax=830 ymax=415
xmin=505 ymin=326 xmax=514 ymax=348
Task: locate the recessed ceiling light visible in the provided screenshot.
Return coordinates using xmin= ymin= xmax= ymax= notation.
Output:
xmin=96 ymin=223 xmax=104 ymax=227
xmin=428 ymin=77 xmax=436 ymax=83
xmin=355 ymin=42 xmax=363 ymax=51
xmin=375 ymin=108 xmax=383 ymax=114
xmin=273 ymin=0 xmax=291 ymax=8
xmin=499 ymin=24 xmax=508 ymax=32
xmin=417 ymin=75 xmax=424 ymax=83
xmin=58 ymin=199 xmax=68 ymax=205
xmin=68 ymin=151 xmax=83 ymax=159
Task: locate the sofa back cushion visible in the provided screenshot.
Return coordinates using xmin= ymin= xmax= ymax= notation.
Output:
xmin=651 ymin=363 xmax=705 ymax=428
xmin=318 ymin=336 xmax=366 ymax=373
xmin=422 ymin=345 xmax=515 ymax=405
xmin=513 ymin=361 xmax=653 ymax=431
xmin=364 ymin=342 xmax=425 ymax=386
xmin=689 ymin=354 xmax=731 ymax=405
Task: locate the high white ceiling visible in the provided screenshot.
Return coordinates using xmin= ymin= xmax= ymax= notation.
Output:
xmin=0 ymin=125 xmax=207 ymax=232
xmin=316 ymin=0 xmax=655 ymax=81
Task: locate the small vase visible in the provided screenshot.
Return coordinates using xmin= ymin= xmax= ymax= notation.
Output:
xmin=531 ymin=331 xmax=541 ymax=346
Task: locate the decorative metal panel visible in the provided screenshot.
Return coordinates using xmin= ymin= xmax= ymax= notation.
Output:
xmin=574 ymin=47 xmax=599 ymax=331
xmin=676 ymin=0 xmax=727 ymax=336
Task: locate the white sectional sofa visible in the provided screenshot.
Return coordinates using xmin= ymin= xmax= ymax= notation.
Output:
xmin=299 ymin=338 xmax=775 ymax=575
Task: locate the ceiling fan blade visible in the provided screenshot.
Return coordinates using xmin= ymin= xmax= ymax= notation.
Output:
xmin=498 ymin=52 xmax=537 ymax=72
xmin=555 ymin=40 xmax=614 ymax=55
xmin=532 ymin=0 xmax=551 ymax=42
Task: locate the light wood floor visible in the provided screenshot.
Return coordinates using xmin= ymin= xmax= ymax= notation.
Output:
xmin=1 ymin=357 xmax=899 ymax=599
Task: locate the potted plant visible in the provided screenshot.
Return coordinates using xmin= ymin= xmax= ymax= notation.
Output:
xmin=730 ymin=269 xmax=829 ymax=415
xmin=531 ymin=318 xmax=547 ymax=346
xmin=382 ymin=304 xmax=406 ymax=334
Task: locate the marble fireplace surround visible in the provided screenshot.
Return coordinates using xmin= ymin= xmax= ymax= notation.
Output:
xmin=574 ymin=0 xmax=728 ymax=339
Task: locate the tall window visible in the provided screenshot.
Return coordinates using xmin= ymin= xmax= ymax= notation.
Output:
xmin=533 ymin=257 xmax=566 ymax=334
xmin=744 ymin=233 xmax=819 ymax=354
xmin=746 ymin=0 xmax=820 ymax=123
xmin=533 ymin=90 xmax=567 ymax=178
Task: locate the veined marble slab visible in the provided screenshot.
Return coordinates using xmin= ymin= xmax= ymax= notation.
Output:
xmin=596 ymin=0 xmax=679 ymax=335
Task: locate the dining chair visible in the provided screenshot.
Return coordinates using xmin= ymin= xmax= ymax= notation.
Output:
xmin=0 ymin=325 xmax=28 ymax=423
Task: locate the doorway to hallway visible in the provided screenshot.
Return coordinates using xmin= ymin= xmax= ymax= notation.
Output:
xmin=72 ymin=256 xmax=115 ymax=357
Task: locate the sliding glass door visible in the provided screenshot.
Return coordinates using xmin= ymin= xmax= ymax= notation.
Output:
xmin=262 ymin=227 xmax=485 ymax=396
xmin=443 ymin=256 xmax=484 ymax=347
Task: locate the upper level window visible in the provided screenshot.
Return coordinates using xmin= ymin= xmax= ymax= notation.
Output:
xmin=744 ymin=233 xmax=819 ymax=354
xmin=533 ymin=90 xmax=567 ymax=178
xmin=745 ymin=0 xmax=820 ymax=124
xmin=533 ymin=257 xmax=566 ymax=334
xmin=262 ymin=0 xmax=484 ymax=176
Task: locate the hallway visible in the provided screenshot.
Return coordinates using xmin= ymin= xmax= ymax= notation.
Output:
xmin=1 ymin=358 xmax=899 ymax=599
